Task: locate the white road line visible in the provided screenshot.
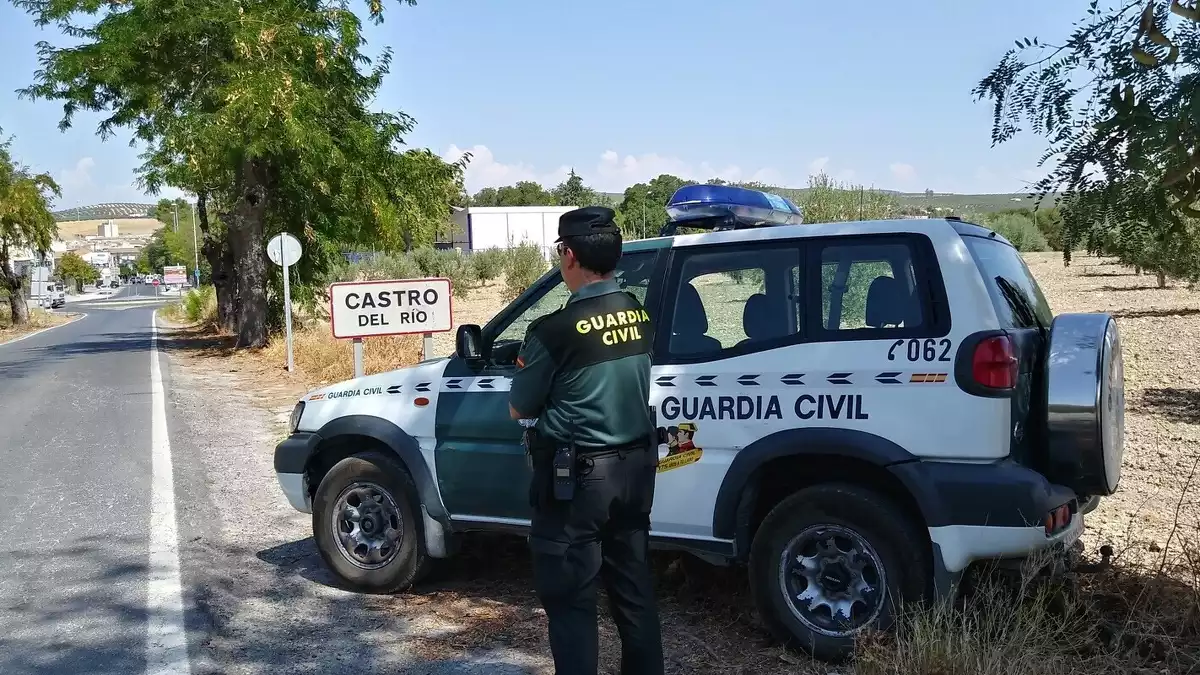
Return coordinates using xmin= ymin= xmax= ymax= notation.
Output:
xmin=0 ymin=312 xmax=87 ymax=348
xmin=147 ymin=310 xmax=192 ymax=675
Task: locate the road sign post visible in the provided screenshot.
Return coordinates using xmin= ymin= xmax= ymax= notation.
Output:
xmin=328 ymin=277 xmax=454 ymax=377
xmin=267 ymin=233 xmax=303 ymax=373
xmin=353 ymin=338 xmax=364 ymax=377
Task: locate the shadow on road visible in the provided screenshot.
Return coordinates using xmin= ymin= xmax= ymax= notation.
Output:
xmin=0 ymin=534 xmax=149 ymax=675
xmin=0 ymin=332 xmax=155 ymax=381
xmin=254 ymin=532 xmax=778 ymax=674
xmin=1136 ymin=387 xmax=1200 ymax=424
xmin=1111 ymin=307 xmax=1200 ymax=319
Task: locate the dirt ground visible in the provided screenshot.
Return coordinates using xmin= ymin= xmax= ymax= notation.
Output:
xmin=1022 ymin=254 xmax=1200 ymax=558
xmin=164 ymin=252 xmax=1200 ymax=674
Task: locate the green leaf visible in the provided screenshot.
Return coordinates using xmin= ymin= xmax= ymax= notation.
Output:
xmin=1170 ymin=0 xmax=1200 ymax=21
xmin=1132 ymin=47 xmax=1159 ymax=67
xmin=1148 ymin=26 xmax=1173 ymax=46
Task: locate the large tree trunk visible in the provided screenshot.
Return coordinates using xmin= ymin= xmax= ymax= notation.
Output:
xmin=196 ymin=191 xmax=238 ymax=333
xmin=222 ymin=160 xmax=271 ymax=348
xmin=0 ymin=241 xmax=30 ymax=326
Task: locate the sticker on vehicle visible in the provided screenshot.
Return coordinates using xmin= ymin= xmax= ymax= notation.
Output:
xmin=658 ymin=422 xmax=703 ymax=473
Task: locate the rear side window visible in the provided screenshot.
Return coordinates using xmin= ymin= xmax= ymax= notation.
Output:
xmin=963 ymin=236 xmax=1053 ymax=329
xmin=659 ymin=242 xmax=803 ymax=361
xmin=808 ymin=234 xmax=948 ymax=341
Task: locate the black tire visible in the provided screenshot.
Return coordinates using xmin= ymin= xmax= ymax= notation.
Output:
xmin=312 ymin=451 xmax=433 ymax=593
xmin=748 ymin=483 xmax=929 ymax=662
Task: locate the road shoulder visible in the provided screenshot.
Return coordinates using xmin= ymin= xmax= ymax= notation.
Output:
xmin=155 ymin=319 xmax=560 ymax=674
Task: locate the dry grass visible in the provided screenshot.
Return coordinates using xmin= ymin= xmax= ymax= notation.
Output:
xmin=163 ymin=252 xmax=1200 ymax=674
xmin=261 ymin=322 xmax=423 ymax=387
xmin=0 ymin=304 xmax=73 ymax=343
xmin=54 ymin=217 xmax=162 ymax=239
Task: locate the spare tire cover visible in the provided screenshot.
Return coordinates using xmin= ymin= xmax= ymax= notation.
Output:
xmin=1045 ymin=313 xmax=1125 ymax=496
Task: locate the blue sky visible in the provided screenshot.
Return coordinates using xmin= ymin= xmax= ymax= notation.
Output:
xmin=0 ymin=0 xmax=1082 ymax=209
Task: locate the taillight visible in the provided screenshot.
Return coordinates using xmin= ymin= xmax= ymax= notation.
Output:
xmin=972 ymin=335 xmax=1018 ymax=389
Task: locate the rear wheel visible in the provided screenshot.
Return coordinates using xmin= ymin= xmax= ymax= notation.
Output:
xmin=749 ymin=483 xmax=929 ymax=662
xmin=312 ymin=451 xmax=432 ymax=593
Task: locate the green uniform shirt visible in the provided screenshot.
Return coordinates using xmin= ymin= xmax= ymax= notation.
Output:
xmin=510 ymin=278 xmax=654 ymax=447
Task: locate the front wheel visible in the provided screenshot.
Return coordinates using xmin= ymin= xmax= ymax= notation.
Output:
xmin=749 ymin=483 xmax=930 ymax=662
xmin=312 ymin=451 xmax=432 ymax=593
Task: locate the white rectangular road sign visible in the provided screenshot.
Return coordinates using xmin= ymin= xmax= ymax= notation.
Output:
xmin=329 ymin=277 xmax=453 ymax=339
xmin=163 ymin=265 xmax=187 ymax=285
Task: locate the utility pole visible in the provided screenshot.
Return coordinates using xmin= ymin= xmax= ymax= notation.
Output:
xmin=191 ymin=199 xmax=200 ymax=286
xmin=173 ymin=203 xmax=179 ymax=233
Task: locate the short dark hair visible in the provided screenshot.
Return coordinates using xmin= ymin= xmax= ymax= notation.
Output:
xmin=563 ymin=231 xmax=622 ymax=274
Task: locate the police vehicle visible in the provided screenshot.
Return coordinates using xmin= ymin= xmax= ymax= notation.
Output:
xmin=274 ymin=184 xmax=1124 ymax=660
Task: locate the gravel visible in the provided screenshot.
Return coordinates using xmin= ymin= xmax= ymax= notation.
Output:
xmin=162 ymin=332 xmax=552 ymax=674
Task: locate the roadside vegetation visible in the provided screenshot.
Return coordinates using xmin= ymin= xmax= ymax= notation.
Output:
xmin=0 ymin=128 xmax=58 ymax=327
xmin=0 ymin=302 xmax=70 ymax=342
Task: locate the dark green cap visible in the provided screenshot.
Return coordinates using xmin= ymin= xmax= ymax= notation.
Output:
xmin=556 ymin=206 xmax=619 ymax=242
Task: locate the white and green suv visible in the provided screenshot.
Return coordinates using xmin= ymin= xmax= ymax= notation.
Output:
xmin=274 ymin=189 xmax=1124 ymax=660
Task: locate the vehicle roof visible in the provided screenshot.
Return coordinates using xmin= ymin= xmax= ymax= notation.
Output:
xmin=619 ymin=217 xmax=1013 ymax=252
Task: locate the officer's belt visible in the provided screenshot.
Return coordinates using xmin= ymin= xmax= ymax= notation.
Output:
xmin=573 ymin=434 xmax=656 ymax=458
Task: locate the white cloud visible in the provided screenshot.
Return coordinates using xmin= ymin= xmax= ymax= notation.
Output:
xmin=58 ymin=157 xmax=96 ymax=192
xmin=447 ymin=144 xmax=818 ymax=194
xmin=50 ymin=156 xmax=188 ymax=209
xmin=889 ymin=162 xmax=916 ymax=182
xmin=442 ymin=144 xmax=571 ymax=194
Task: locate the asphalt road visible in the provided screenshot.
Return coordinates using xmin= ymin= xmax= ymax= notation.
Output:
xmin=0 ymin=290 xmax=168 ymax=674
xmin=0 ymin=288 xmax=547 ymax=675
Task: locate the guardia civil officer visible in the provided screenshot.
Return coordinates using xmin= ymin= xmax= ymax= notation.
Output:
xmin=508 ymin=206 xmax=664 ymax=675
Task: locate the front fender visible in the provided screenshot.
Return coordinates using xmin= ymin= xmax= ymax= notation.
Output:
xmin=312 ymin=415 xmax=449 ymax=523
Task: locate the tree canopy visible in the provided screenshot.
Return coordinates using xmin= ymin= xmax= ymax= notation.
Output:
xmin=14 ymin=0 xmax=465 ymax=346
xmin=0 ymin=129 xmax=60 ymax=325
xmin=975 ymin=0 xmax=1200 ymax=283
xmin=57 ymin=251 xmax=97 ymax=285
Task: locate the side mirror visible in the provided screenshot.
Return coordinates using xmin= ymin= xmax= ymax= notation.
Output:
xmin=455 ymin=324 xmax=484 ymax=362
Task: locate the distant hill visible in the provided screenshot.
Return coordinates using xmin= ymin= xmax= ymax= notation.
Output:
xmin=53 ymin=202 xmax=156 ymax=222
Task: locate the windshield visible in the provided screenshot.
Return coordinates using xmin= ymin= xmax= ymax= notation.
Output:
xmin=963 ymin=236 xmax=1053 ymax=329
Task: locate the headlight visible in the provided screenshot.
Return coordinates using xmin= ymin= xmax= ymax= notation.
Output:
xmin=289 ymin=401 xmax=306 ymax=433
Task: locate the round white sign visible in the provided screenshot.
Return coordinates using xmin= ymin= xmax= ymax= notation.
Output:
xmin=267 ymin=233 xmax=303 ymax=267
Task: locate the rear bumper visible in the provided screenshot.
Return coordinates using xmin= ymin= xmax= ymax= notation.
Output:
xmin=891 ymin=459 xmax=1083 ymax=578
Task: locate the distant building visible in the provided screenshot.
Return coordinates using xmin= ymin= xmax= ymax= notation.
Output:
xmin=450 ymin=205 xmax=576 ymax=258
xmin=97 ymin=220 xmax=119 ymax=237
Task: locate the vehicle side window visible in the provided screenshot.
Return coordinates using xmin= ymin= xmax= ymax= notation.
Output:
xmin=662 ymin=244 xmax=802 ymax=360
xmin=497 ymin=281 xmax=571 ymax=343
xmin=493 ymin=250 xmax=656 ymax=344
xmin=963 ymin=236 xmax=1053 ymax=329
xmin=810 ymin=236 xmax=946 ymax=340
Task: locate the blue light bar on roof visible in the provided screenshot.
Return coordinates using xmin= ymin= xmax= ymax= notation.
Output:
xmin=665 ymin=184 xmax=804 ymax=227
